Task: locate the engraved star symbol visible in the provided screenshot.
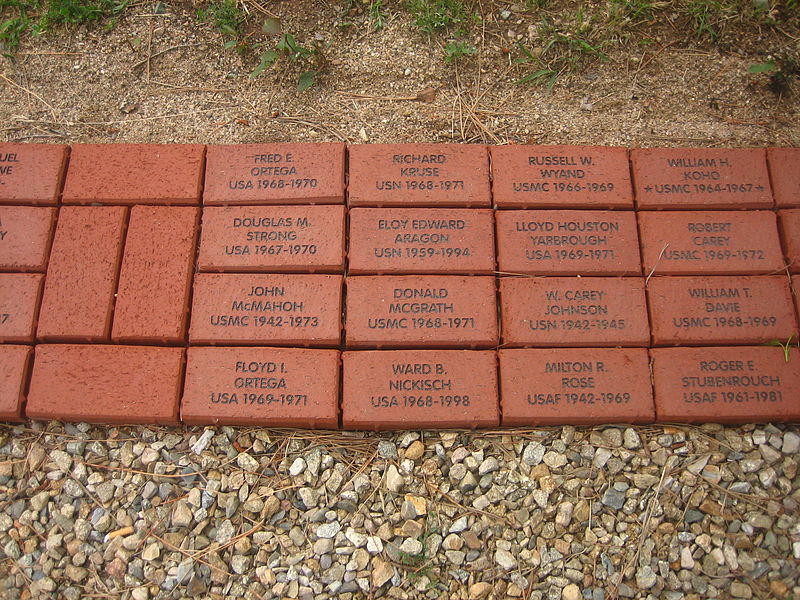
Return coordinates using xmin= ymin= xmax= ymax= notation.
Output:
xmin=644 ymin=185 xmax=653 ymax=192
xmin=756 ymin=185 xmax=764 ymax=191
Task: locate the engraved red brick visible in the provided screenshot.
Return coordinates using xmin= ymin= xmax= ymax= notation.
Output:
xmin=189 ymin=273 xmax=342 ymax=346
xmin=0 ymin=274 xmax=43 ymax=343
xmin=348 ymin=208 xmax=495 ymax=274
xmin=499 ymin=348 xmax=654 ymax=426
xmin=198 ymin=205 xmax=345 ymax=273
xmin=26 ymin=345 xmax=184 ymax=424
xmin=778 ymin=209 xmax=800 ymax=274
xmin=648 ymin=276 xmax=798 ymax=346
xmin=0 ymin=207 xmax=55 ymax=272
xmin=491 ymin=145 xmax=633 ymax=208
xmin=62 ymin=144 xmax=204 ymax=205
xmin=37 ymin=207 xmax=127 ymax=342
xmin=341 ymin=350 xmax=499 ymax=430
xmin=204 ymin=143 xmax=345 ymax=205
xmin=181 ymin=347 xmax=339 ymax=427
xmin=650 ymin=346 xmax=800 ymax=423
xmin=0 ymin=144 xmax=68 ymax=205
xmin=495 ymin=210 xmax=641 ymax=276
xmin=345 ymin=275 xmax=498 ymax=348
xmin=112 ymin=206 xmax=199 ymax=344
xmin=348 ymin=144 xmax=491 ymax=207
xmin=767 ymin=147 xmax=800 ymax=208
xmin=0 ymin=345 xmax=31 ymax=421
xmin=632 ymin=148 xmax=773 ymax=209
xmin=499 ymin=277 xmax=650 ymax=347
xmin=639 ymin=211 xmax=785 ymax=275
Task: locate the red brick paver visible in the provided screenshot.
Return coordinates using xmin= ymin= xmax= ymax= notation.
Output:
xmin=778 ymin=209 xmax=800 ymax=273
xmin=198 ymin=205 xmax=346 ymax=273
xmin=26 ymin=344 xmax=184 ymax=424
xmin=182 ymin=347 xmax=340 ymax=427
xmin=342 ymin=350 xmax=499 ymax=430
xmin=37 ymin=207 xmax=127 ymax=342
xmin=204 ymin=143 xmax=345 ymax=205
xmin=112 ymin=206 xmax=199 ymax=344
xmin=767 ymin=147 xmax=800 ymax=208
xmin=491 ymin=145 xmax=633 ymax=208
xmin=62 ymin=144 xmax=205 ymax=205
xmin=0 ymin=144 xmax=68 ymax=205
xmin=0 ymin=206 xmax=56 ymax=272
xmin=495 ymin=210 xmax=641 ymax=275
xmin=348 ymin=144 xmax=491 ymax=207
xmin=651 ymin=346 xmax=800 ymax=423
xmin=499 ymin=348 xmax=654 ymax=425
xmin=0 ymin=273 xmax=43 ymax=343
xmin=632 ymin=148 xmax=773 ymax=209
xmin=0 ymin=345 xmax=31 ymax=421
xmin=348 ymin=208 xmax=495 ymax=274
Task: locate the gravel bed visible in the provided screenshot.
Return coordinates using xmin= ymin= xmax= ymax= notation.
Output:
xmin=0 ymin=422 xmax=798 ymax=599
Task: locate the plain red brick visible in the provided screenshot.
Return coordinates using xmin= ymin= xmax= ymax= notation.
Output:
xmin=345 ymin=275 xmax=498 ymax=348
xmin=341 ymin=350 xmax=499 ymax=430
xmin=499 ymin=348 xmax=654 ymax=425
xmin=112 ymin=206 xmax=199 ymax=344
xmin=189 ymin=273 xmax=342 ymax=346
xmin=647 ymin=276 xmax=798 ymax=346
xmin=632 ymin=148 xmax=773 ymax=209
xmin=348 ymin=144 xmax=491 ymax=207
xmin=778 ymin=209 xmax=800 ymax=274
xmin=639 ymin=211 xmax=785 ymax=275
xmin=767 ymin=147 xmax=800 ymax=207
xmin=495 ymin=210 xmax=641 ymax=276
xmin=62 ymin=144 xmax=205 ymax=205
xmin=37 ymin=207 xmax=127 ymax=342
xmin=26 ymin=345 xmax=184 ymax=424
xmin=491 ymin=145 xmax=633 ymax=208
xmin=794 ymin=276 xmax=799 ymax=321
xmin=181 ymin=347 xmax=339 ymax=427
xmin=198 ymin=205 xmax=345 ymax=273
xmin=348 ymin=208 xmax=495 ymax=274
xmin=0 ymin=206 xmax=55 ymax=272
xmin=650 ymin=346 xmax=800 ymax=423
xmin=499 ymin=277 xmax=650 ymax=347
xmin=0 ymin=274 xmax=43 ymax=343
xmin=0 ymin=144 xmax=67 ymax=205
xmin=204 ymin=143 xmax=345 ymax=205
xmin=0 ymin=345 xmax=31 ymax=421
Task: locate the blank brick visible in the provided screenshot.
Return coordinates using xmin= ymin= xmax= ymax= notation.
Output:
xmin=345 ymin=275 xmax=499 ymax=348
xmin=767 ymin=147 xmax=800 ymax=208
xmin=794 ymin=276 xmax=799 ymax=321
xmin=204 ymin=143 xmax=345 ymax=205
xmin=0 ymin=345 xmax=31 ymax=421
xmin=342 ymin=350 xmax=499 ymax=430
xmin=491 ymin=145 xmax=633 ymax=208
xmin=181 ymin=347 xmax=340 ymax=427
xmin=632 ymin=148 xmax=773 ymax=209
xmin=198 ymin=205 xmax=345 ymax=273
xmin=499 ymin=277 xmax=650 ymax=347
xmin=651 ymin=346 xmax=800 ymax=423
xmin=189 ymin=273 xmax=342 ymax=346
xmin=778 ymin=209 xmax=800 ymax=274
xmin=26 ymin=344 xmax=184 ymax=424
xmin=62 ymin=144 xmax=205 ymax=205
xmin=499 ymin=348 xmax=654 ymax=426
xmin=0 ymin=206 xmax=56 ymax=272
xmin=38 ymin=207 xmax=127 ymax=342
xmin=0 ymin=273 xmax=43 ymax=343
xmin=348 ymin=144 xmax=491 ymax=207
xmin=495 ymin=210 xmax=641 ymax=275
xmin=638 ymin=211 xmax=785 ymax=275
xmin=647 ymin=276 xmax=798 ymax=346
xmin=348 ymin=208 xmax=495 ymax=274
xmin=0 ymin=144 xmax=68 ymax=205
xmin=112 ymin=206 xmax=199 ymax=344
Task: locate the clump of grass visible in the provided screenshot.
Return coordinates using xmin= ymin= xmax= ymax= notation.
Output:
xmin=199 ymin=0 xmax=246 ymax=44
xmin=406 ymin=0 xmax=475 ymax=37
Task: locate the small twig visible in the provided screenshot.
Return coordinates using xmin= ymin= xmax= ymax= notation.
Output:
xmin=644 ymin=243 xmax=669 ymax=286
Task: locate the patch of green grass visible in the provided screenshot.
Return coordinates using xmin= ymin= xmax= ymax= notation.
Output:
xmin=444 ymin=40 xmax=475 ymax=62
xmin=198 ymin=0 xmax=246 ymax=44
xmin=369 ymin=0 xmax=386 ymax=31
xmin=406 ymin=0 xmax=475 ymax=37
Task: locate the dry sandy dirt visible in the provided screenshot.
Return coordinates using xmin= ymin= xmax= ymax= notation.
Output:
xmin=1 ymin=0 xmax=799 ymax=147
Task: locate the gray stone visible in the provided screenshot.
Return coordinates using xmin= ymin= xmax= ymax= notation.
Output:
xmin=522 ymin=442 xmax=545 ymax=466
xmin=601 ymin=488 xmax=626 ymax=510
